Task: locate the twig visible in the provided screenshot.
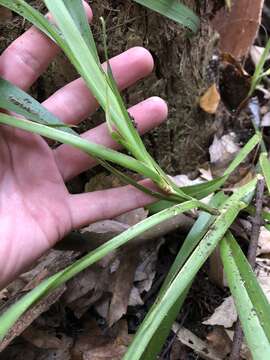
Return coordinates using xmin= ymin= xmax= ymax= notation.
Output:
xmin=229 ymin=177 xmax=265 ymax=360
xmin=229 ymin=320 xmax=243 ymax=360
xmin=248 ymin=177 xmax=265 ymax=267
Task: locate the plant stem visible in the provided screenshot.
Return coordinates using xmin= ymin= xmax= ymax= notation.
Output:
xmin=0 ymin=113 xmax=160 ymax=182
xmin=249 ymin=38 xmax=270 ymax=97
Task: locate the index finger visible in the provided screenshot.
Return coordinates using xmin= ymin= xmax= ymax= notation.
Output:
xmin=0 ymin=2 xmax=92 ymax=90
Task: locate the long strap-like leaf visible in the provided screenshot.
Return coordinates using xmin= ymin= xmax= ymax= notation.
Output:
xmin=132 ymin=0 xmax=199 ymax=33
xmin=221 ymin=232 xmax=270 ymax=359
xmin=0 ymin=77 xmax=75 ymax=134
xmin=124 ymin=178 xmax=257 ymax=360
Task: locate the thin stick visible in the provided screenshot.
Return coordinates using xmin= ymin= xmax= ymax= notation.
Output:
xmin=229 ymin=178 xmax=265 ymax=360
xmin=248 ymin=177 xmax=265 ymax=267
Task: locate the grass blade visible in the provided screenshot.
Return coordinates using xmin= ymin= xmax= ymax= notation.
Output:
xmin=132 ymin=0 xmax=199 ymax=33
xmin=138 ymin=192 xmax=227 ymax=359
xmin=260 ymin=152 xmax=270 ymax=194
xmin=0 ymin=200 xmax=198 ymax=341
xmin=0 ymin=113 xmax=160 ymax=181
xmin=0 ymin=77 xmax=75 ymax=134
xmin=161 ymin=192 xmax=227 ymax=292
xmin=43 ymin=0 xmax=154 ymax=166
xmin=249 ymin=38 xmax=270 ymax=96
xmin=124 ymin=178 xmax=257 ymax=359
xmin=63 ymin=0 xmax=99 ymax=62
xmin=149 ymin=133 xmax=261 ymax=213
xmin=224 ymin=232 xmax=270 ymax=340
xmin=220 ymin=232 xmax=270 ymax=358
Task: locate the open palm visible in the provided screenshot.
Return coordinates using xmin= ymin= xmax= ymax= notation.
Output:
xmin=0 ymin=4 xmax=167 ymax=288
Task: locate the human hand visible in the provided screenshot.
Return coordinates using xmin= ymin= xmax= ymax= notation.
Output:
xmin=0 ymin=4 xmax=168 ymax=289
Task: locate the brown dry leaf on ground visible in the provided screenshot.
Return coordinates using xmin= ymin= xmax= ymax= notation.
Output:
xmin=134 ymin=239 xmax=164 ymax=295
xmin=199 ymin=84 xmax=221 ymax=114
xmin=0 ymin=286 xmax=66 ymax=352
xmin=0 ymin=250 xmax=80 ymax=351
xmin=257 ymin=226 xmax=270 ymax=255
xmin=115 ymin=208 xmax=148 ymax=226
xmin=62 ymin=205 xmax=192 ymax=322
xmin=209 ymin=133 xmax=240 ymax=173
xmin=108 ymin=248 xmax=140 ymax=326
xmin=172 ymin=323 xmax=224 ymax=360
xmin=212 ymin=0 xmax=263 ymax=59
xmin=79 ymin=220 xmax=129 ymax=260
xmin=62 ymin=265 xmax=110 ymax=319
xmin=72 ymin=319 xmax=131 ymax=360
xmin=22 ymin=325 xmax=72 ymax=350
xmin=203 ymin=296 xmax=237 ymax=328
xmin=206 ymin=327 xmax=232 ymax=358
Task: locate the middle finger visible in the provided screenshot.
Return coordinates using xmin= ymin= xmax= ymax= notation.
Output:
xmin=42 ymin=47 xmax=154 ymax=125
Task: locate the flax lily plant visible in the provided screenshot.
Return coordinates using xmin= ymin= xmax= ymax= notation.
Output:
xmin=0 ymin=1 xmax=270 ymax=358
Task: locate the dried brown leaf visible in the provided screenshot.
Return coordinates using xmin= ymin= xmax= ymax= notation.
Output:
xmin=0 ymin=286 xmax=66 ymax=351
xmin=212 ymin=0 xmax=263 ymax=59
xmin=172 ymin=323 xmax=223 ymax=360
xmin=199 ymin=84 xmax=221 ymax=114
xmin=202 ymin=296 xmax=237 ymax=328
xmin=22 ymin=326 xmax=72 ymax=350
xmin=108 ymin=249 xmax=139 ymax=326
xmin=206 ymin=327 xmax=232 ymax=358
xmin=257 ymin=227 xmax=270 ymax=255
xmin=115 ymin=207 xmax=148 ymax=226
xmin=72 ymin=320 xmax=131 ymax=360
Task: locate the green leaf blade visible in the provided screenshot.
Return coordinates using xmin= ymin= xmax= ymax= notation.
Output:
xmin=124 ymin=179 xmax=257 ymax=360
xmin=0 ymin=77 xmax=76 ymax=134
xmin=63 ymin=0 xmax=99 ymax=62
xmin=260 ymin=152 xmax=270 ymax=194
xmin=132 ymin=0 xmax=199 ymax=33
xmin=221 ymin=232 xmax=270 ymax=359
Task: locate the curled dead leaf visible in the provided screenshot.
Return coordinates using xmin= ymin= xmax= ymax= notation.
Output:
xmin=199 ymin=84 xmax=221 ymax=114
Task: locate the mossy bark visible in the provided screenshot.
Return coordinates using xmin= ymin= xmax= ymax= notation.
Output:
xmin=0 ymin=0 xmax=218 ymax=174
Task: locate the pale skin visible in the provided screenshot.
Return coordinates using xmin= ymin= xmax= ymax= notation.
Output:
xmin=0 ymin=4 xmax=168 ymax=289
